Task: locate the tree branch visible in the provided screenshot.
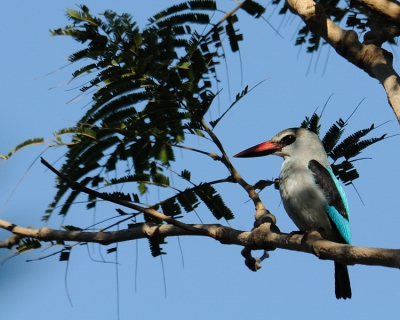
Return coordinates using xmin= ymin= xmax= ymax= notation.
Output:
xmin=40 ymin=157 xmax=211 ymax=237
xmin=286 ymin=0 xmax=400 ymax=123
xmin=1 ymin=218 xmax=399 ymax=269
xmin=200 ymin=119 xmax=272 ymax=222
xmin=354 ymin=0 xmax=400 ymax=26
xmin=40 ymin=155 xmax=275 ymax=266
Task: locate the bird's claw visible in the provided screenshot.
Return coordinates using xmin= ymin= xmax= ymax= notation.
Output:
xmin=285 ymin=230 xmax=304 ymax=244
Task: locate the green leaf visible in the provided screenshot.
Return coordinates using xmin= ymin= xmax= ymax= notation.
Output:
xmin=181 ymin=169 xmax=191 ymax=181
xmin=16 ymin=238 xmax=42 ymax=253
xmin=66 ymin=6 xmax=101 ymax=26
xmin=195 ymin=184 xmax=234 ymax=220
xmin=253 ymin=179 xmax=274 ymax=191
xmin=116 ymin=208 xmax=127 ymax=215
xmin=54 ymin=126 xmax=97 ymax=140
xmin=161 ymin=197 xmax=182 ymax=217
xmin=329 ymin=124 xmax=384 ymax=161
xmin=62 ymin=225 xmax=83 ymax=231
xmin=104 ymin=192 xmax=132 ymax=202
xmin=211 ymin=85 xmax=248 ymax=128
xmin=300 ymin=112 xmax=321 ymax=135
xmin=331 ymin=161 xmax=360 ymax=186
xmin=225 ymin=15 xmax=241 ymax=52
xmin=301 ymin=111 xmax=387 ymax=185
xmin=241 ymin=0 xmax=266 ymax=18
xmin=343 ymin=135 xmax=386 ymax=160
xmin=1 ymin=138 xmax=45 ymax=159
xmin=322 ymin=118 xmax=345 ymax=154
xmin=106 ymin=173 xmax=170 ymax=189
xmin=148 ymin=237 xmax=167 ymax=257
xmin=59 ymin=250 xmax=71 ymax=261
xmin=107 ymin=247 xmax=117 ymax=254
xmin=177 ymin=188 xmax=200 ymax=213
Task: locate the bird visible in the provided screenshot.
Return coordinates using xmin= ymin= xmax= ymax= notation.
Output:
xmin=234 ymin=127 xmax=351 ymax=299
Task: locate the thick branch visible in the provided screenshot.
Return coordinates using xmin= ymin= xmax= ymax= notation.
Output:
xmin=355 ymin=0 xmax=400 ymax=26
xmin=286 ymin=0 xmax=400 ymax=123
xmin=1 ymin=218 xmax=399 ymax=269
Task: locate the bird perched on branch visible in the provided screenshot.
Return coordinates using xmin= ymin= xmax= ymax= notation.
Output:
xmin=234 ymin=127 xmax=351 ymax=299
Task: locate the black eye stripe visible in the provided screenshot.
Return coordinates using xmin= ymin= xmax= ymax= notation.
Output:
xmin=280 ymin=134 xmax=296 ymax=146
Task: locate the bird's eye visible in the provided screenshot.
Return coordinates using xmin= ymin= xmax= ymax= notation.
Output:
xmin=280 ymin=135 xmax=296 ymax=145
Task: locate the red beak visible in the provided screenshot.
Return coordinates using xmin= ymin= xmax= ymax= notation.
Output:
xmin=234 ymin=141 xmax=282 ymax=158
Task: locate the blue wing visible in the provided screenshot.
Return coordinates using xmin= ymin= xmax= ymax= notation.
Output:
xmin=308 ymin=160 xmax=351 ymax=244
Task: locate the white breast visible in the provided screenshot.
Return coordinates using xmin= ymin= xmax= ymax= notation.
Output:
xmin=279 ymin=159 xmax=334 ymax=234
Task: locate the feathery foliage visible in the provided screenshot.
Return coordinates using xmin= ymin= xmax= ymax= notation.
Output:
xmin=2 ymin=1 xmax=386 ymax=259
xmin=301 ymin=112 xmax=386 ymax=185
xmin=14 ymin=1 xmax=266 ymax=258
xmin=44 ymin=2 xmax=254 ymax=224
xmin=16 ymin=238 xmax=42 ymax=253
xmin=0 ymin=138 xmax=45 ymax=160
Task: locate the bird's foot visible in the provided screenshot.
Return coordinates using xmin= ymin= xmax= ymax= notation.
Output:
xmin=285 ymin=229 xmax=324 ymax=245
xmin=301 ymin=229 xmax=324 ymax=246
xmin=285 ymin=230 xmax=304 ymax=244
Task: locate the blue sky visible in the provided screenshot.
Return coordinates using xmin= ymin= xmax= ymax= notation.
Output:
xmin=1 ymin=1 xmax=399 ymax=319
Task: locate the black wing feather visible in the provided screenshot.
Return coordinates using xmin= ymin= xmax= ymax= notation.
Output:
xmin=308 ymin=160 xmax=348 ymax=220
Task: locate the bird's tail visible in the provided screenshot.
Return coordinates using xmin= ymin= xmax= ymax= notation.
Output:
xmin=334 ymin=261 xmax=352 ymax=299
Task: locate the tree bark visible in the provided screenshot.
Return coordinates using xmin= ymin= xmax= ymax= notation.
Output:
xmin=1 ymin=217 xmax=400 ymax=270
xmin=354 ymin=0 xmax=400 ymax=25
xmin=285 ymin=0 xmax=400 ymax=123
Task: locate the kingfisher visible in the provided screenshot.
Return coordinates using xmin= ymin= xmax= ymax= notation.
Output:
xmin=234 ymin=127 xmax=351 ymax=299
